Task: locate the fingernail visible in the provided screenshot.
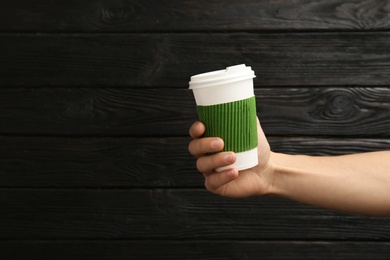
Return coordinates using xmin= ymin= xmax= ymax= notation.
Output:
xmin=227 ymin=169 xmax=236 ymax=177
xmin=194 ymin=122 xmax=200 ymax=131
xmin=224 ymin=154 xmax=233 ymax=163
xmin=211 ymin=140 xmax=221 ymax=149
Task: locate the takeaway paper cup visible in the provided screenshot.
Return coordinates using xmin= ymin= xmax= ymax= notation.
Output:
xmin=189 ymin=64 xmax=258 ymax=172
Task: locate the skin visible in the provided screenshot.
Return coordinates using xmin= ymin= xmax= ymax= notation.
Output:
xmin=188 ymin=118 xmax=390 ymax=216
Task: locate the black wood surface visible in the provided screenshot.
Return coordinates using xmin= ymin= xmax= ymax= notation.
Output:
xmin=1 ymin=0 xmax=390 ymax=32
xmin=0 ymin=189 xmax=390 ymax=240
xmin=0 ymin=88 xmax=389 ymax=136
xmin=1 ymin=241 xmax=390 ymax=260
xmin=1 ymin=0 xmax=390 ymax=259
xmin=0 ymin=136 xmax=387 ymax=188
xmin=1 ymin=33 xmax=390 ymax=87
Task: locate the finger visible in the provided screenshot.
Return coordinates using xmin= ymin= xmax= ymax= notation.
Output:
xmin=205 ymin=168 xmax=239 ymax=195
xmin=188 ymin=137 xmax=224 ymax=158
xmin=189 ymin=121 xmax=205 ymax=139
xmin=196 ymin=151 xmax=236 ymax=175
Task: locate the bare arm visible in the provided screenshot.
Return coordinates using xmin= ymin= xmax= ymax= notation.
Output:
xmin=270 ymin=151 xmax=390 ymax=216
xmin=188 ymin=119 xmax=390 ymax=216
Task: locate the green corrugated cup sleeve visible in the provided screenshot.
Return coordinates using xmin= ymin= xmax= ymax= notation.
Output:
xmin=196 ymin=96 xmax=258 ymax=153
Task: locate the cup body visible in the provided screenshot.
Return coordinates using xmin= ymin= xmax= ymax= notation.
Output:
xmin=189 ymin=64 xmax=258 ymax=171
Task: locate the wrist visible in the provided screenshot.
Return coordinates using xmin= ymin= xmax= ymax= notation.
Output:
xmin=264 ymin=152 xmax=281 ymax=196
xmin=266 ymin=152 xmax=301 ymax=197
xmin=255 ymin=151 xmax=282 ymax=196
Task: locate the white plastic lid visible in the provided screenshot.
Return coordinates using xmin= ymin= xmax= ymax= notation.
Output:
xmin=189 ymin=64 xmax=255 ymax=89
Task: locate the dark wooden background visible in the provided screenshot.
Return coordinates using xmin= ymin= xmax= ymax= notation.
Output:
xmin=1 ymin=0 xmax=390 ymax=259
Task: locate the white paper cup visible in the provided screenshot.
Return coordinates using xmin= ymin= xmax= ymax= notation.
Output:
xmin=189 ymin=64 xmax=258 ymax=172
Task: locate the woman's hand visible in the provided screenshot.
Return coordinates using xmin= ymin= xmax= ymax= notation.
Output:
xmin=188 ymin=117 xmax=274 ymax=198
xmin=189 ymin=117 xmax=390 ymax=215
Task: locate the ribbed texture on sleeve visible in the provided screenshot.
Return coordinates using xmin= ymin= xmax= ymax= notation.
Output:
xmin=196 ymin=96 xmax=258 ymax=153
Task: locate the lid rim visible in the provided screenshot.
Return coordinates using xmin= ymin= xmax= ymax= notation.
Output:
xmin=189 ymin=75 xmax=255 ymax=89
xmin=189 ymin=64 xmax=256 ymax=90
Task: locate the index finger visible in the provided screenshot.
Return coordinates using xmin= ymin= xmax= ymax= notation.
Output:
xmin=189 ymin=121 xmax=205 ymax=139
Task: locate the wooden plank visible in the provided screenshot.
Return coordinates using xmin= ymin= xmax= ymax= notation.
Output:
xmin=0 ymin=87 xmax=389 ymax=137
xmin=1 ymin=241 xmax=390 ymax=260
xmin=0 ymin=189 xmax=390 ymax=240
xmin=1 ymin=33 xmax=390 ymax=87
xmin=257 ymin=87 xmax=390 ymax=137
xmin=0 ymin=136 xmax=387 ymax=188
xmin=0 ymin=88 xmax=196 ymax=136
xmin=1 ymin=0 xmax=390 ymax=32
xmin=0 ymin=136 xmax=201 ymax=188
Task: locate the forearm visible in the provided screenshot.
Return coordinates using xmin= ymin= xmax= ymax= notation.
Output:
xmin=269 ymin=151 xmax=390 ymax=216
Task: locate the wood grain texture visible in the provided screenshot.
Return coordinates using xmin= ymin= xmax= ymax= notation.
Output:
xmin=1 ymin=33 xmax=390 ymax=87
xmin=257 ymin=87 xmax=390 ymax=137
xmin=1 ymin=87 xmax=389 ymax=137
xmin=0 ymin=136 xmax=387 ymax=188
xmin=1 ymin=0 xmax=390 ymax=258
xmin=1 ymin=241 xmax=390 ymax=260
xmin=0 ymin=136 xmax=200 ymax=188
xmin=1 ymin=0 xmax=390 ymax=32
xmin=0 ymin=88 xmax=196 ymax=136
xmin=0 ymin=189 xmax=390 ymax=240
